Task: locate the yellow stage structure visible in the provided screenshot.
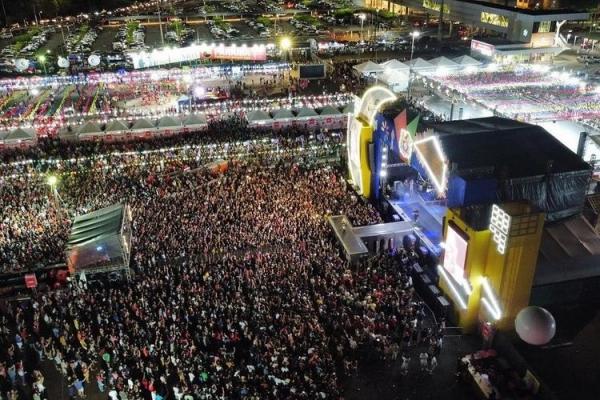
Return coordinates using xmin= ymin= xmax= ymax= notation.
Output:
xmin=347 ymin=86 xmax=397 ymax=198
xmin=438 ymin=202 xmax=545 ymax=332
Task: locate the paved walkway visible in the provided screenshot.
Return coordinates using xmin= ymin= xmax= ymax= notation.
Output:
xmin=344 ymin=334 xmax=481 ymax=400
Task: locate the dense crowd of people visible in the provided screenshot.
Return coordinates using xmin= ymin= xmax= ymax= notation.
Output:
xmin=0 ymin=119 xmax=442 ymax=400
xmin=0 ymin=124 xmax=440 ymax=400
xmin=1 ymin=119 xmax=346 ymax=273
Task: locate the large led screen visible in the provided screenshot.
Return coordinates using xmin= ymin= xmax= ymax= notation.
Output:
xmin=443 ymin=224 xmax=468 ymax=284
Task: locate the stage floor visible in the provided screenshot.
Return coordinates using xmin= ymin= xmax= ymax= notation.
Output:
xmin=388 ymin=189 xmax=446 ymax=255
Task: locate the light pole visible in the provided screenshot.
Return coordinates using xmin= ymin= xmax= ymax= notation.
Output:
xmin=157 ymin=0 xmax=165 ymax=46
xmin=359 ymin=13 xmax=366 ymax=41
xmin=0 ymin=0 xmax=7 ymax=27
xmin=280 ymin=36 xmax=291 ymax=61
xmin=38 ymin=55 xmax=47 ymax=74
xmin=407 ymin=31 xmax=420 ymax=99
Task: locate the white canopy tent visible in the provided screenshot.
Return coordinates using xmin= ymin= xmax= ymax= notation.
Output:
xmin=353 ymin=61 xmax=384 ymax=76
xmin=319 ymin=105 xmax=342 ymax=116
xmin=1 ymin=127 xmax=36 ymax=144
xmin=453 ymin=55 xmax=482 ymax=69
xmin=77 ymin=121 xmax=102 ymax=137
xmin=380 ymin=59 xmax=409 ymax=72
xmin=296 ymin=107 xmax=318 ymax=118
xmin=182 ymin=114 xmax=208 ymax=128
xmin=157 ymin=116 xmax=181 ymax=129
xmin=378 ymin=70 xmax=409 ymax=92
xmin=429 ymin=56 xmax=460 ymax=73
xmin=105 ymin=120 xmax=129 ymax=134
xmin=131 ymin=118 xmax=156 ymax=132
xmin=407 ymin=58 xmax=435 ymax=73
xmin=246 ymin=110 xmax=272 ymax=125
xmin=272 ymin=109 xmax=295 ymax=120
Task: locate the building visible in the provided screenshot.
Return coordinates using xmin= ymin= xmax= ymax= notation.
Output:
xmin=402 ymin=0 xmax=587 ymax=42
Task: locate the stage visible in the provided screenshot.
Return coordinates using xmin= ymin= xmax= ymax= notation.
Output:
xmin=387 ymin=183 xmax=446 ymax=256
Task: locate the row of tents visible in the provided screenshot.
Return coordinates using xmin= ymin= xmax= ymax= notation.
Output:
xmin=0 ymin=127 xmax=37 ymax=149
xmin=58 ymin=104 xmax=353 ymax=142
xmin=1 ymin=104 xmax=355 ymax=148
xmin=353 ymin=55 xmax=483 ymax=91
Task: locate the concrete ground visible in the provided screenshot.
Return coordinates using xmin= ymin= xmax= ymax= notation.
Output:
xmin=344 ymin=335 xmax=480 ymax=400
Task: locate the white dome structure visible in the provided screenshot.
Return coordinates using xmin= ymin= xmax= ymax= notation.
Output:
xmin=515 ymin=306 xmax=556 ymax=345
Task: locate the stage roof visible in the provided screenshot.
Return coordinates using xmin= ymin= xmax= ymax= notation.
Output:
xmin=67 ymin=203 xmax=124 ymax=248
xmin=425 ymin=117 xmax=590 ymax=178
xmin=535 ymin=215 xmax=600 ymax=286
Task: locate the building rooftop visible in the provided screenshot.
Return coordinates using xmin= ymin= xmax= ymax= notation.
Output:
xmin=425 ymin=117 xmax=590 ymax=178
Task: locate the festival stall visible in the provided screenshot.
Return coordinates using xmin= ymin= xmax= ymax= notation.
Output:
xmin=453 ymin=55 xmax=482 ymax=70
xmin=271 ymin=109 xmax=295 ymax=130
xmin=319 ymin=105 xmax=345 ymax=129
xmin=246 ymin=110 xmax=272 ymax=127
xmin=130 ymin=118 xmax=157 ymax=140
xmin=182 ymin=114 xmax=208 ymax=132
xmin=380 ymin=59 xmax=410 ymax=73
xmin=295 ymin=107 xmax=319 ymax=129
xmin=77 ymin=121 xmax=103 ymax=141
xmin=0 ymin=127 xmax=37 ymax=149
xmin=353 ymin=61 xmax=384 ymax=77
xmin=429 ymin=56 xmax=460 ymax=75
xmin=156 ymin=116 xmax=183 ymax=137
xmin=407 ymin=58 xmax=435 ymax=75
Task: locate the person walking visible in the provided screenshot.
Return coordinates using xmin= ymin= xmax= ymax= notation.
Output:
xmin=400 ymin=355 xmax=410 ymax=376
xmin=429 ymin=356 xmax=438 ymax=375
xmin=419 ymin=352 xmax=429 ymax=372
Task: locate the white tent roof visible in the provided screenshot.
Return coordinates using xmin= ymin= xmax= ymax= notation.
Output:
xmin=453 ymin=55 xmax=482 ymax=66
xmin=379 ymin=70 xmax=409 ymax=85
xmin=272 ymin=109 xmax=294 ymax=120
xmin=105 ymin=120 xmax=129 ymax=132
xmin=77 ymin=121 xmax=102 ymax=136
xmin=429 ymin=56 xmax=459 ymax=68
xmin=4 ymin=127 xmax=36 ymax=141
xmin=407 ymin=58 xmax=434 ymax=70
xmin=380 ymin=59 xmax=409 ymax=71
xmin=247 ymin=110 xmax=271 ymax=122
xmin=353 ymin=61 xmax=384 ymax=75
xmin=183 ymin=114 xmax=207 ymax=126
xmin=319 ymin=105 xmax=341 ymax=116
xmin=296 ymin=107 xmax=318 ymax=118
xmin=157 ymin=116 xmax=181 ymax=128
xmin=131 ymin=118 xmax=155 ymax=131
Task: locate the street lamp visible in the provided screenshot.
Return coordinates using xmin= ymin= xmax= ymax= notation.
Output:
xmin=407 ymin=31 xmax=420 ymax=98
xmin=280 ymin=36 xmax=292 ymax=61
xmin=359 ymin=13 xmax=366 ymax=41
xmin=38 ymin=55 xmax=47 ymax=74
xmin=47 ymin=175 xmax=58 ymax=187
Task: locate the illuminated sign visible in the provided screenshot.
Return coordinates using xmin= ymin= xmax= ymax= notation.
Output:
xmin=443 ymin=224 xmax=468 ymax=285
xmin=423 ymin=0 xmax=449 ymax=14
xmin=413 ymin=134 xmax=448 ymax=194
xmin=471 ymin=40 xmax=495 ymax=58
xmin=357 ymin=86 xmax=397 ymax=126
xmin=490 ymin=204 xmax=511 ymax=254
xmin=398 ymin=128 xmax=413 ymax=161
xmin=480 ymin=12 xmax=509 ymax=28
xmin=130 ymin=43 xmax=268 ymax=69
